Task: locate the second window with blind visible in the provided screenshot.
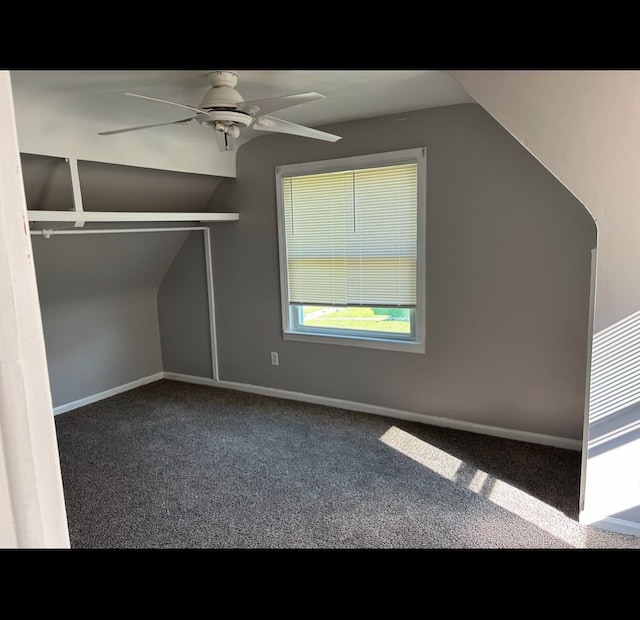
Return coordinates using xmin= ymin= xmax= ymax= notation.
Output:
xmin=275 ymin=147 xmax=426 ymax=353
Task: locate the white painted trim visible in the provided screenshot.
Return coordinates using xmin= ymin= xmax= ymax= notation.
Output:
xmin=53 ymin=372 xmax=164 ymax=416
xmin=275 ymin=148 xmax=427 ymax=356
xmin=27 ymin=211 xmax=239 ymax=223
xmin=282 ymin=329 xmax=425 ymax=353
xmin=164 ymin=373 xmax=219 ymax=387
xmin=163 ymin=372 xmax=582 ymax=451
xmin=579 ymin=512 xmax=640 ymax=537
xmin=66 ymin=157 xmax=85 ymax=228
xmin=203 ymin=227 xmax=218 ymax=381
xmin=580 ymin=246 xmax=598 ymax=512
xmin=0 ymin=72 xmax=70 ymax=548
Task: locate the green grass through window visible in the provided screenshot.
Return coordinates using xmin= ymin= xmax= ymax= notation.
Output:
xmin=301 ymin=306 xmax=410 ymax=333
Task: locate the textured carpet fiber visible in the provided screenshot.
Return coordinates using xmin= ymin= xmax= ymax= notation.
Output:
xmin=54 ymin=379 xmax=640 ymax=549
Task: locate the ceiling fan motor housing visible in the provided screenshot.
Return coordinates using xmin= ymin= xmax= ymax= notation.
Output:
xmin=199 ymin=86 xmax=245 ymax=110
xmin=197 ymin=71 xmax=253 ymax=135
xmin=200 ymin=71 xmax=245 ymax=109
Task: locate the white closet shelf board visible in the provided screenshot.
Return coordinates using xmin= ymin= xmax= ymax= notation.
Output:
xmin=27 ymin=211 xmax=239 ymax=223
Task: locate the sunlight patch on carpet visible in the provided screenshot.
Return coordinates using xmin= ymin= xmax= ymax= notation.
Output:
xmin=379 ymin=425 xmax=587 ymax=547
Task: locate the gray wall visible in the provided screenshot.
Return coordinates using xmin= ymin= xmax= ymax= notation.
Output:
xmin=32 ymin=231 xmax=188 ymax=408
xmin=24 ymin=156 xmax=222 ymax=409
xmin=205 ymin=103 xmax=597 ymax=440
xmin=158 ymin=231 xmax=213 ymax=378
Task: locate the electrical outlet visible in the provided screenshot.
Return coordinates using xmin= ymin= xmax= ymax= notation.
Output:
xmin=270 ymin=352 xmax=279 ymax=366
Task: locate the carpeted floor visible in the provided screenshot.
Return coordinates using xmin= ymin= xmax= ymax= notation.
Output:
xmin=53 ymin=379 xmax=640 ymax=549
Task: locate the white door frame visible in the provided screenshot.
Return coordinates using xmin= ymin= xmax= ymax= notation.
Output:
xmin=579 ymin=246 xmax=598 ymax=514
xmin=0 ymin=71 xmax=70 ymax=548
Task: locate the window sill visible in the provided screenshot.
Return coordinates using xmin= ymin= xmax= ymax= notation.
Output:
xmin=282 ymin=330 xmax=425 ymax=354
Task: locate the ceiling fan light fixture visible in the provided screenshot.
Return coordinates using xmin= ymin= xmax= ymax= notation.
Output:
xmin=211 ymin=122 xmax=240 ymax=138
xmin=197 ymin=110 xmax=253 ymax=129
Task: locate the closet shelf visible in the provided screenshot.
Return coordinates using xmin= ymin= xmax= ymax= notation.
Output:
xmin=27 ymin=211 xmax=239 ymax=223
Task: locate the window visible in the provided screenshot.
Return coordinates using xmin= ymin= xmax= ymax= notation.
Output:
xmin=276 ymin=148 xmax=426 ymax=353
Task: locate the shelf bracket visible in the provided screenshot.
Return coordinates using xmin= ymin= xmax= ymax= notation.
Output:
xmin=66 ymin=157 xmax=85 ymax=228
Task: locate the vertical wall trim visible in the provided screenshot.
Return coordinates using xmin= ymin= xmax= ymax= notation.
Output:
xmin=66 ymin=157 xmax=85 ymax=228
xmin=0 ymin=71 xmax=70 ymax=548
xmin=579 ymin=246 xmax=598 ymax=513
xmin=203 ymin=227 xmax=219 ymax=381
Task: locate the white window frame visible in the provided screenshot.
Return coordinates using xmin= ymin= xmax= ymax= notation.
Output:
xmin=275 ymin=147 xmax=426 ymax=354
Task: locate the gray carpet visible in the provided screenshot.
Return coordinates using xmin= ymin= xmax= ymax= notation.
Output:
xmin=53 ymin=379 xmax=640 ymax=549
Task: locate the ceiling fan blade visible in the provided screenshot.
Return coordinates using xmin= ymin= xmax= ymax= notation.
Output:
xmin=253 ymin=116 xmax=342 ymax=142
xmin=120 ymin=92 xmax=210 ymax=115
xmin=98 ymin=117 xmax=194 ymax=136
xmin=239 ymin=92 xmax=325 ymax=116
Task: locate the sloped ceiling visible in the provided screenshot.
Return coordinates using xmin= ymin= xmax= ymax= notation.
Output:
xmin=21 ymin=153 xmax=221 ymax=212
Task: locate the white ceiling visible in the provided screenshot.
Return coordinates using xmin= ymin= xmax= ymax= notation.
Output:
xmin=9 ymin=69 xmax=475 ymax=176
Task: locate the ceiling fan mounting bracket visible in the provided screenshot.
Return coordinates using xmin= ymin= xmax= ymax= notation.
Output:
xmin=207 ymin=71 xmax=239 ymax=88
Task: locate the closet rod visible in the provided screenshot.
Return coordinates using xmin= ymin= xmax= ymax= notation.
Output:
xmin=27 ymin=211 xmax=238 ymax=223
xmin=30 ymin=226 xmax=208 ymax=238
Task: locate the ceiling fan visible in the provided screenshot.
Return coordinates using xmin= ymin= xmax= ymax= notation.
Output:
xmin=97 ymin=71 xmax=342 ymax=152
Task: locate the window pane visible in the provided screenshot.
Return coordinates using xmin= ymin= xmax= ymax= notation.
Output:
xmin=299 ymin=306 xmax=411 ymax=334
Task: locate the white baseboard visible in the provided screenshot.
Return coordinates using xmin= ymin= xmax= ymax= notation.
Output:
xmin=163 ymin=371 xmax=582 ymax=451
xmin=579 ymin=511 xmax=640 ymax=537
xmin=53 ymin=372 xmax=165 ymax=415
xmin=52 ymin=370 xmax=583 ymax=451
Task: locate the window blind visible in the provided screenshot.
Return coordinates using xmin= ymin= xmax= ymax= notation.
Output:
xmin=283 ymin=162 xmax=417 ymax=307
